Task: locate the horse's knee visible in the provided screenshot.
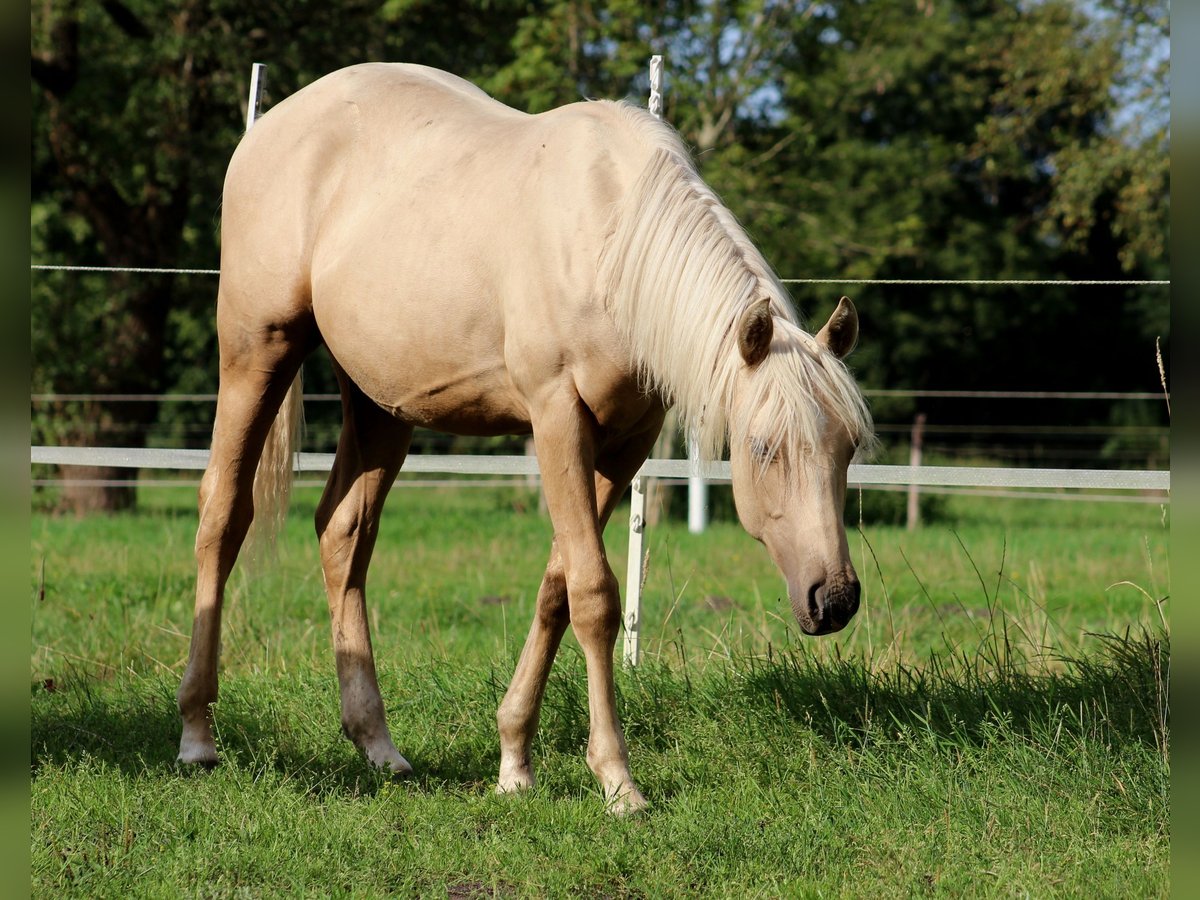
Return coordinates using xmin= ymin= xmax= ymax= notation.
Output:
xmin=194 ymin=470 xmax=252 ymax=560
xmin=197 ymin=467 xmax=216 ymax=515
xmin=566 ymin=567 xmax=621 ymax=642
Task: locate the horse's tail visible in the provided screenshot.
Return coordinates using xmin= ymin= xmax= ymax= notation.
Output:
xmin=248 ymin=373 xmax=304 ymax=553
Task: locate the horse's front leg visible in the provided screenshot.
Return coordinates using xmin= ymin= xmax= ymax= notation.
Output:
xmin=497 ymin=412 xmax=664 ymax=799
xmin=520 ymin=394 xmax=654 ymax=813
xmin=496 ymin=540 xmax=568 ymax=793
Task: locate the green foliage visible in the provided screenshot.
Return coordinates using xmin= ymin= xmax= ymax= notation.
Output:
xmin=31 ymin=0 xmax=392 ymax=492
xmin=31 ymin=0 xmax=1170 ymax=504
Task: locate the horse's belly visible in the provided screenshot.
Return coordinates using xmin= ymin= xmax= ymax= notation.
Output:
xmin=327 ymin=329 xmax=531 ymax=436
xmin=382 ymin=375 xmax=532 ymax=436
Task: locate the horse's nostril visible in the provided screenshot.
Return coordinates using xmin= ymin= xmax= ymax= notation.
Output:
xmin=806 ymin=581 xmax=825 ymax=624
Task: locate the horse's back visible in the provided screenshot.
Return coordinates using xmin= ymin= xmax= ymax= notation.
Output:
xmin=220 ymin=65 xmax=520 ymax=266
xmin=220 ymin=63 xmax=637 ymax=293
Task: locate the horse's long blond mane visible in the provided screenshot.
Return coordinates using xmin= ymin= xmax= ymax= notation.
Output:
xmin=596 ymin=104 xmax=873 ymax=463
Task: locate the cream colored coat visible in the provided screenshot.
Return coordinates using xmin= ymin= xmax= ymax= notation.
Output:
xmin=177 ymin=64 xmax=872 ymax=813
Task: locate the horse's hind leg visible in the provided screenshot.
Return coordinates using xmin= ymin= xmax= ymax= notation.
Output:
xmin=177 ymin=302 xmax=315 ymax=765
xmin=315 ymin=368 xmax=413 ymax=774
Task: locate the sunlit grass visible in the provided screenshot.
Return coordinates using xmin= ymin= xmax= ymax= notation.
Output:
xmin=31 ymin=487 xmax=1169 ymax=896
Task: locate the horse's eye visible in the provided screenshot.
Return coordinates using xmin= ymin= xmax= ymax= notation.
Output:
xmin=749 ymin=437 xmax=773 ymax=463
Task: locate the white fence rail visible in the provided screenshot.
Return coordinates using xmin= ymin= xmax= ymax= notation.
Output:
xmin=29 ymin=446 xmax=1171 ymax=492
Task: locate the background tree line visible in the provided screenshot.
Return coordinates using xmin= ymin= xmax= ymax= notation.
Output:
xmin=32 ymin=0 xmax=1169 ymax=512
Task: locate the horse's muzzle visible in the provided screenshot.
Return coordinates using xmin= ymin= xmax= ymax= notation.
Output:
xmin=792 ymin=574 xmax=861 ymax=636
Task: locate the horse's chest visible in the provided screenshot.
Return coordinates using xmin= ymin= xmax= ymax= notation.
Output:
xmin=574 ymin=364 xmax=657 ymax=432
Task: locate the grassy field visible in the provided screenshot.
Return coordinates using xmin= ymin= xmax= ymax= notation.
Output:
xmin=31 ymin=484 xmax=1169 ymax=897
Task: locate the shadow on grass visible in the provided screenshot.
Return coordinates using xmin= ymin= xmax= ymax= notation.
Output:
xmin=31 ymin=629 xmax=1168 ymax=801
xmin=31 ymin=681 xmax=184 ymax=773
xmin=619 ymin=628 xmax=1169 ymax=759
xmin=29 ymin=675 xmax=508 ymax=799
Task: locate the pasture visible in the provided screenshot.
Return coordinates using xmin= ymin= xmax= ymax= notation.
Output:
xmin=31 ymin=485 xmax=1169 ymax=896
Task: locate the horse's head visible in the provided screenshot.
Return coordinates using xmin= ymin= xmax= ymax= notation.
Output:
xmin=728 ymin=296 xmax=869 ymax=636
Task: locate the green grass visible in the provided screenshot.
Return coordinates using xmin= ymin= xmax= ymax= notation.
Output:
xmin=31 ymin=487 xmax=1169 ymax=897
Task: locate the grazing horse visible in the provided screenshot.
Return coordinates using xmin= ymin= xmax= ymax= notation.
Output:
xmin=177 ymin=63 xmax=874 ymax=813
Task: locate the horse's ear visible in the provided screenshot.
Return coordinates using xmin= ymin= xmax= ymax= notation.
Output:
xmin=737 ymin=298 xmax=773 ymax=367
xmin=816 ymin=296 xmax=859 ymax=359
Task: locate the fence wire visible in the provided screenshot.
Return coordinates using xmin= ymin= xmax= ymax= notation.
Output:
xmin=32 ymin=263 xmax=1170 ymax=287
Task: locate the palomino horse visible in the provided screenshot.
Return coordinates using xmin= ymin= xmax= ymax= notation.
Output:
xmin=177 ymin=63 xmax=874 ymax=813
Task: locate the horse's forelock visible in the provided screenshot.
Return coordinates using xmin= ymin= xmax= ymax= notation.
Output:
xmin=733 ymin=329 xmax=876 ymax=474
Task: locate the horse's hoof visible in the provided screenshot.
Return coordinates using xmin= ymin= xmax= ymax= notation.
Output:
xmin=366 ymin=746 xmax=413 ymax=777
xmin=387 ymin=756 xmax=414 ymax=777
xmin=605 ymin=787 xmax=649 ymax=816
xmin=177 ymin=738 xmax=219 ymax=769
xmin=496 ymin=772 xmax=535 ymax=795
xmin=375 ymin=754 xmax=413 ymax=777
xmin=176 ymin=750 xmax=219 ymax=770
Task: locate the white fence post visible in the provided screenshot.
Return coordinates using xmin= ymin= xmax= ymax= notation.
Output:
xmin=245 ymin=63 xmax=267 ymax=132
xmin=687 ymin=435 xmax=708 ymax=534
xmin=618 ymin=54 xmax=667 ymax=669
xmin=623 ymin=474 xmax=647 ymax=667
xmin=650 ymin=54 xmax=707 ymax=534
xmin=906 ymin=412 xmax=926 ymax=531
xmin=648 ymin=55 xmax=663 ymax=119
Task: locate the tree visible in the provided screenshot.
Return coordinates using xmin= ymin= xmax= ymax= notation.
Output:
xmin=32 ymin=0 xmax=1169 ymax=511
xmin=702 ymin=0 xmax=1168 ymax=433
xmin=469 ymin=0 xmax=1169 ymax=416
xmin=31 ymin=0 xmax=582 ymax=510
xmin=31 ymin=0 xmax=388 ymax=510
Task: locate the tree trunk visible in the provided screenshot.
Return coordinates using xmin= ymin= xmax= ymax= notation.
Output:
xmin=60 ymin=465 xmax=136 ymax=513
xmin=55 ymin=277 xmax=171 ymax=514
